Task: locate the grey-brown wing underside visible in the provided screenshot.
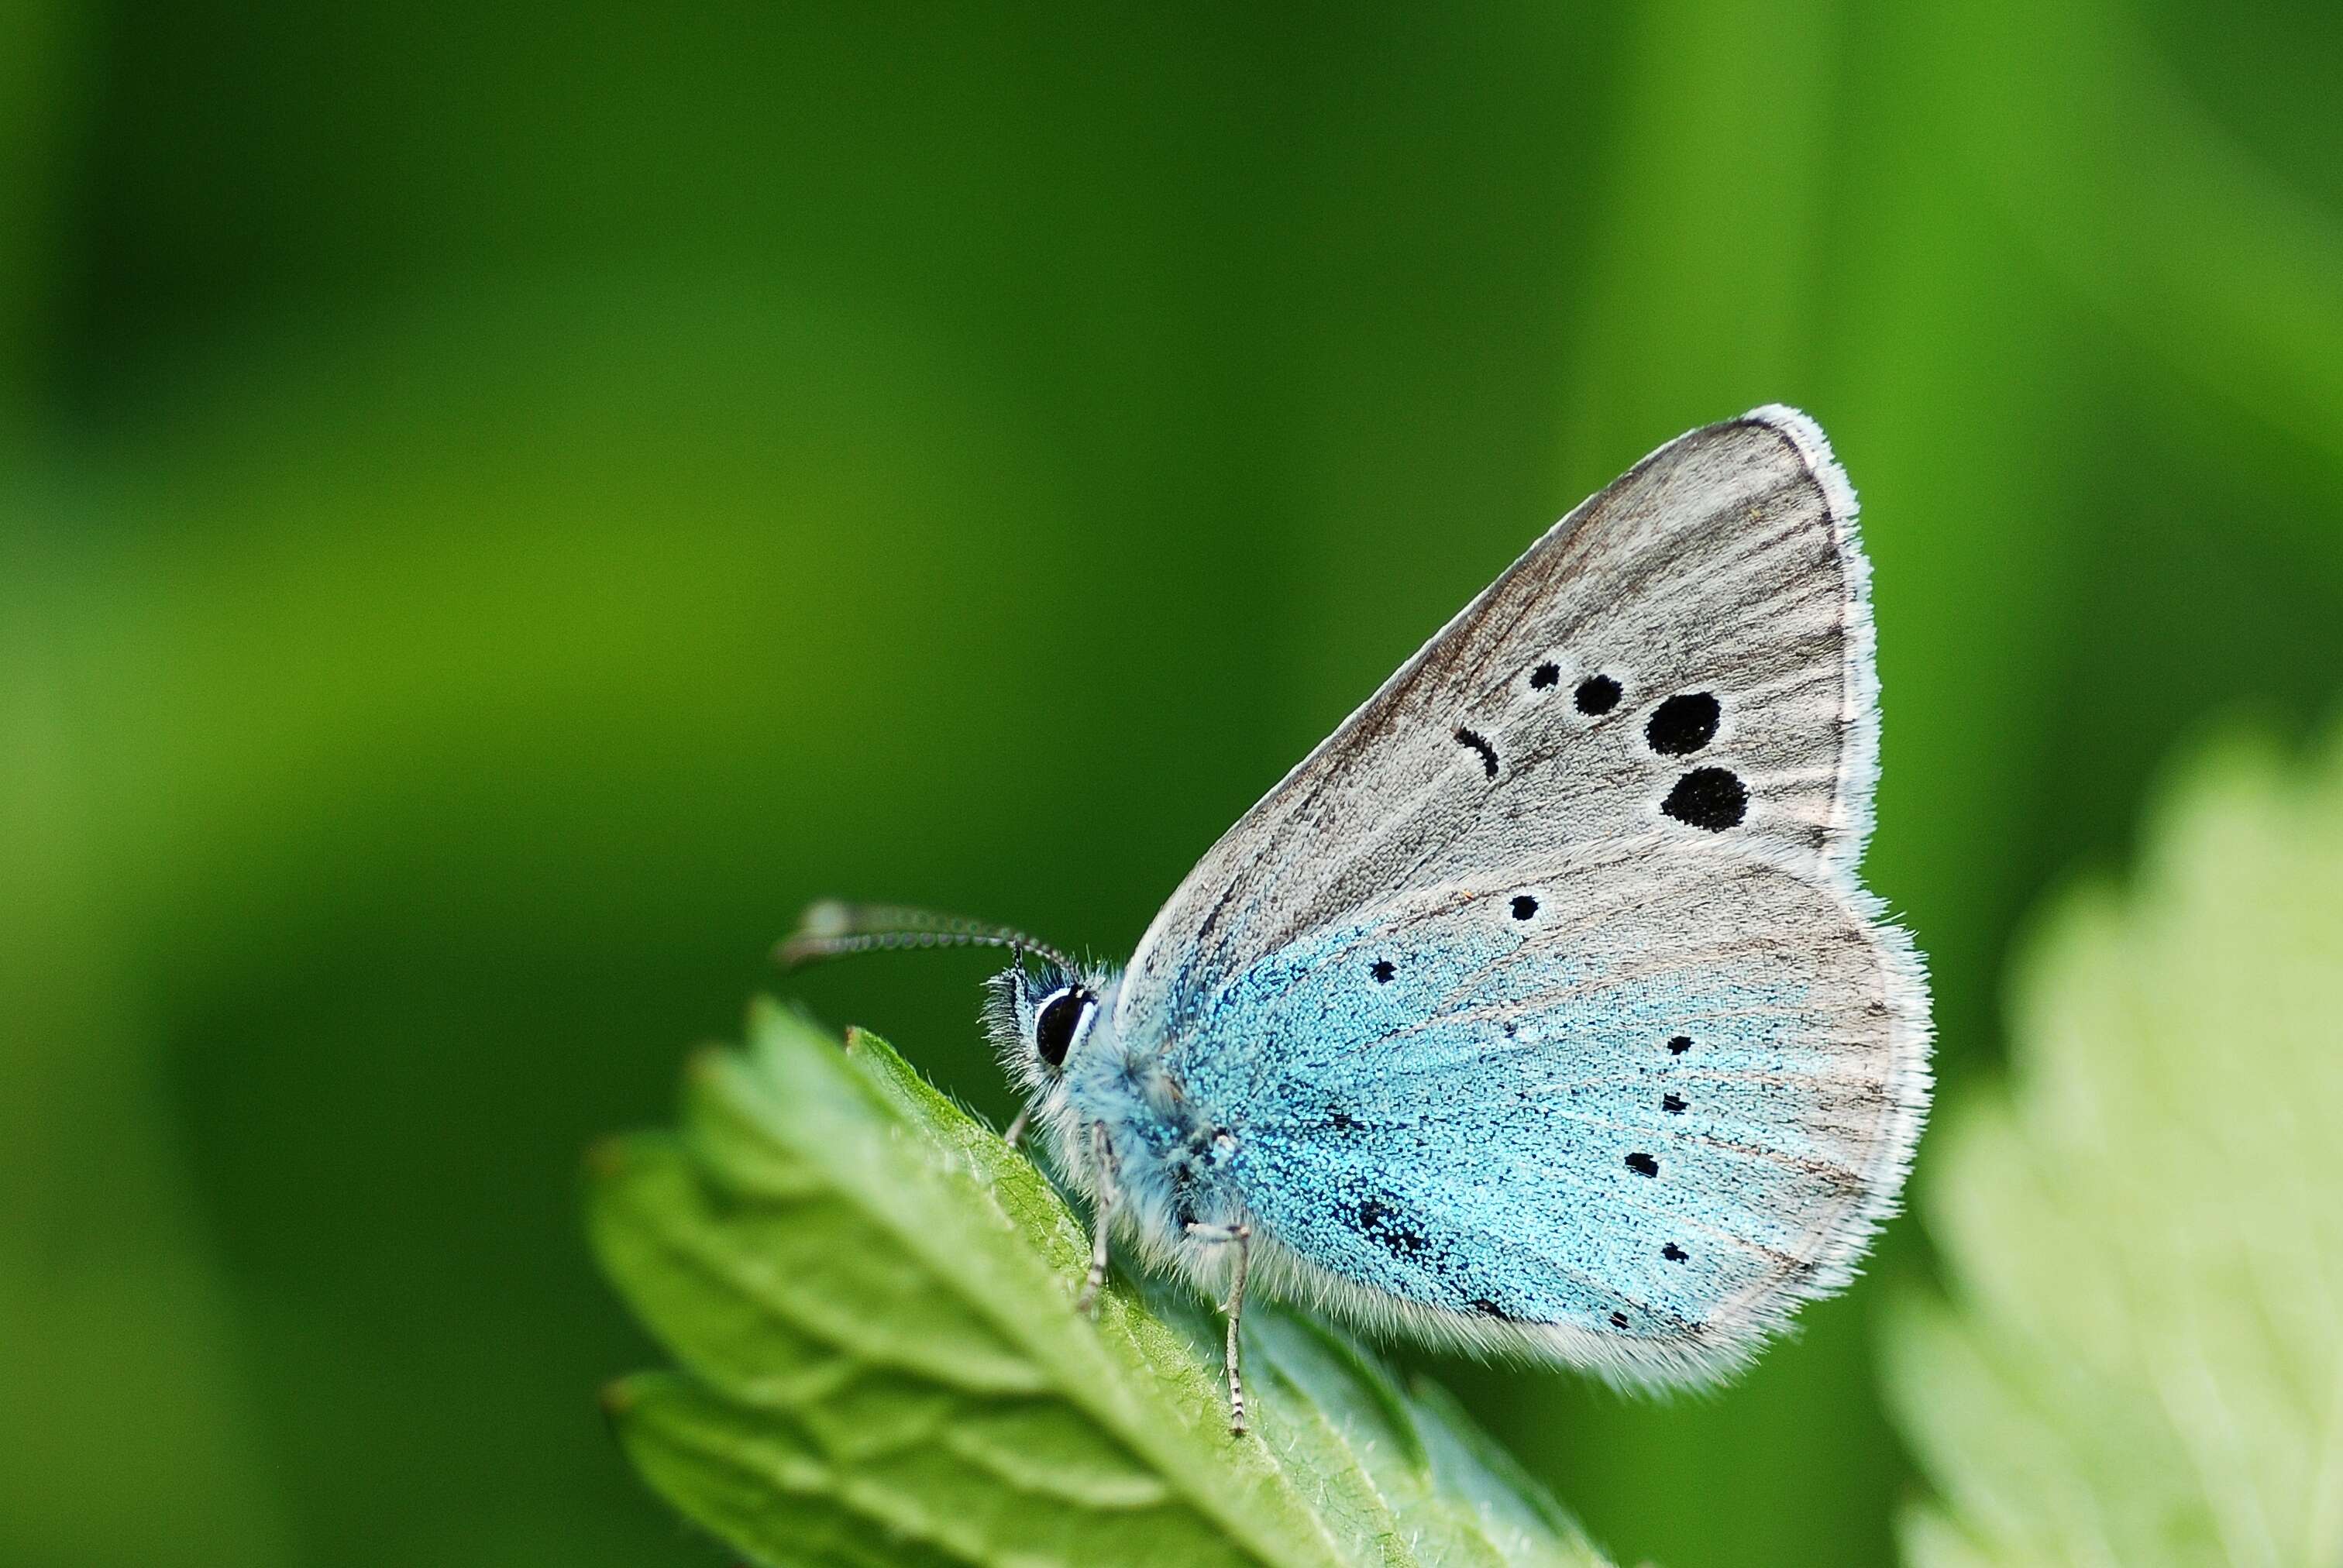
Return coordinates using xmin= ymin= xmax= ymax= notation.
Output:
xmin=1121 ymin=407 xmax=1880 ymax=1044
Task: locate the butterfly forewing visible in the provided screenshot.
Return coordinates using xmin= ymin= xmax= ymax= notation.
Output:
xmin=1122 ymin=407 xmax=1877 ymax=1047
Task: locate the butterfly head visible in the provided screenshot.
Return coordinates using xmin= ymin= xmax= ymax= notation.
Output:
xmin=981 ymin=955 xmax=1123 ymax=1096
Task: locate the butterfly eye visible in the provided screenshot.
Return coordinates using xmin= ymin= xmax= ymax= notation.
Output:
xmin=1033 ymin=985 xmax=1096 ymax=1070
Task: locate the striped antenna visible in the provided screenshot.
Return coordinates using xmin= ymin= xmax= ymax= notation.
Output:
xmin=776 ymin=900 xmax=1078 ymax=974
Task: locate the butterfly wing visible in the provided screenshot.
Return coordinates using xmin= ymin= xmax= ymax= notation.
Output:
xmin=1122 ymin=406 xmax=1880 ymax=1047
xmin=1171 ymin=837 xmax=1927 ymax=1380
xmin=1116 ymin=406 xmax=1928 ymax=1375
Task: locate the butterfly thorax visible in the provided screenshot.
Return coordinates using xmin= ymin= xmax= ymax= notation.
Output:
xmin=985 ymin=961 xmax=1247 ymax=1282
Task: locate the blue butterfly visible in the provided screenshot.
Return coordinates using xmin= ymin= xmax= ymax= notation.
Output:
xmin=786 ymin=406 xmax=1932 ymax=1435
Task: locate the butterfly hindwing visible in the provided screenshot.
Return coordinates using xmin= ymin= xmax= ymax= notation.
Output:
xmin=1172 ymin=836 xmax=1928 ymax=1377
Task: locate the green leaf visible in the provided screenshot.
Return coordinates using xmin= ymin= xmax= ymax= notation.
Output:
xmin=1887 ymin=727 xmax=2343 ymax=1567
xmin=589 ymin=1003 xmax=1615 ymax=1568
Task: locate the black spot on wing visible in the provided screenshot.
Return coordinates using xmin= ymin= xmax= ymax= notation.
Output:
xmin=1662 ymin=1092 xmax=1687 ymax=1114
xmin=1528 ymin=661 xmax=1559 ymax=690
xmin=1625 ymin=1151 xmax=1660 ymax=1178
xmin=1348 ymin=1197 xmax=1428 ymax=1259
xmin=1453 ymin=725 xmax=1499 ymax=779
xmin=1662 ymin=767 xmax=1747 ymax=830
xmin=1667 ymin=1034 xmax=1692 ymax=1055
xmin=1646 ymin=692 xmax=1721 ymax=755
xmin=1574 ymin=674 xmax=1622 ymax=714
xmin=1370 ymin=959 xmax=1395 ymax=984
xmin=1509 ymin=894 xmax=1538 ymax=920
xmin=1661 ymin=1243 xmax=1688 ymax=1263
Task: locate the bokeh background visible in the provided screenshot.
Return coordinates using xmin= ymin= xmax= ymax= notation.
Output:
xmin=5 ymin=3 xmax=2341 ymax=1566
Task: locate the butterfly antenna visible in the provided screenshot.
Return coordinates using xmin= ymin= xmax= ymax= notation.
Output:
xmin=777 ymin=901 xmax=1079 ymax=974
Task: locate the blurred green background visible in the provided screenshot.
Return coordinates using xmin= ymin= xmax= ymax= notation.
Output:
xmin=4 ymin=2 xmax=2340 ymax=1566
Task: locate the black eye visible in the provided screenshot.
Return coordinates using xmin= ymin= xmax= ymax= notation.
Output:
xmin=1034 ymin=986 xmax=1094 ymax=1070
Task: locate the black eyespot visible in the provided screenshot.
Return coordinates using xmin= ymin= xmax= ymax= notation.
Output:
xmin=1646 ymin=692 xmax=1721 ymax=755
xmin=1510 ymin=894 xmax=1538 ymax=920
xmin=1033 ymin=985 xmax=1094 ymax=1070
xmin=1661 ymin=1243 xmax=1688 ymax=1263
xmin=1625 ymin=1151 xmax=1659 ymax=1178
xmin=1667 ymin=1034 xmax=1692 ymax=1055
xmin=1575 ymin=674 xmax=1622 ymax=714
xmin=1370 ymin=959 xmax=1396 ymax=984
xmin=1529 ymin=662 xmax=1560 ymax=690
xmin=1662 ymin=766 xmax=1748 ymax=830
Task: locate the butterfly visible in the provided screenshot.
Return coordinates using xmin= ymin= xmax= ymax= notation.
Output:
xmin=786 ymin=406 xmax=1932 ymax=1436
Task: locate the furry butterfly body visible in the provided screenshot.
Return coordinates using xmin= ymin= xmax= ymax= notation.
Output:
xmin=793 ymin=405 xmax=1932 ymax=1428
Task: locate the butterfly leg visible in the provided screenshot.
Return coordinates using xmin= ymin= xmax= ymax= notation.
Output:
xmin=1075 ymin=1120 xmax=1118 ymax=1316
xmin=1185 ymin=1220 xmax=1253 ymax=1436
xmin=1001 ymin=1103 xmax=1031 ymax=1150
